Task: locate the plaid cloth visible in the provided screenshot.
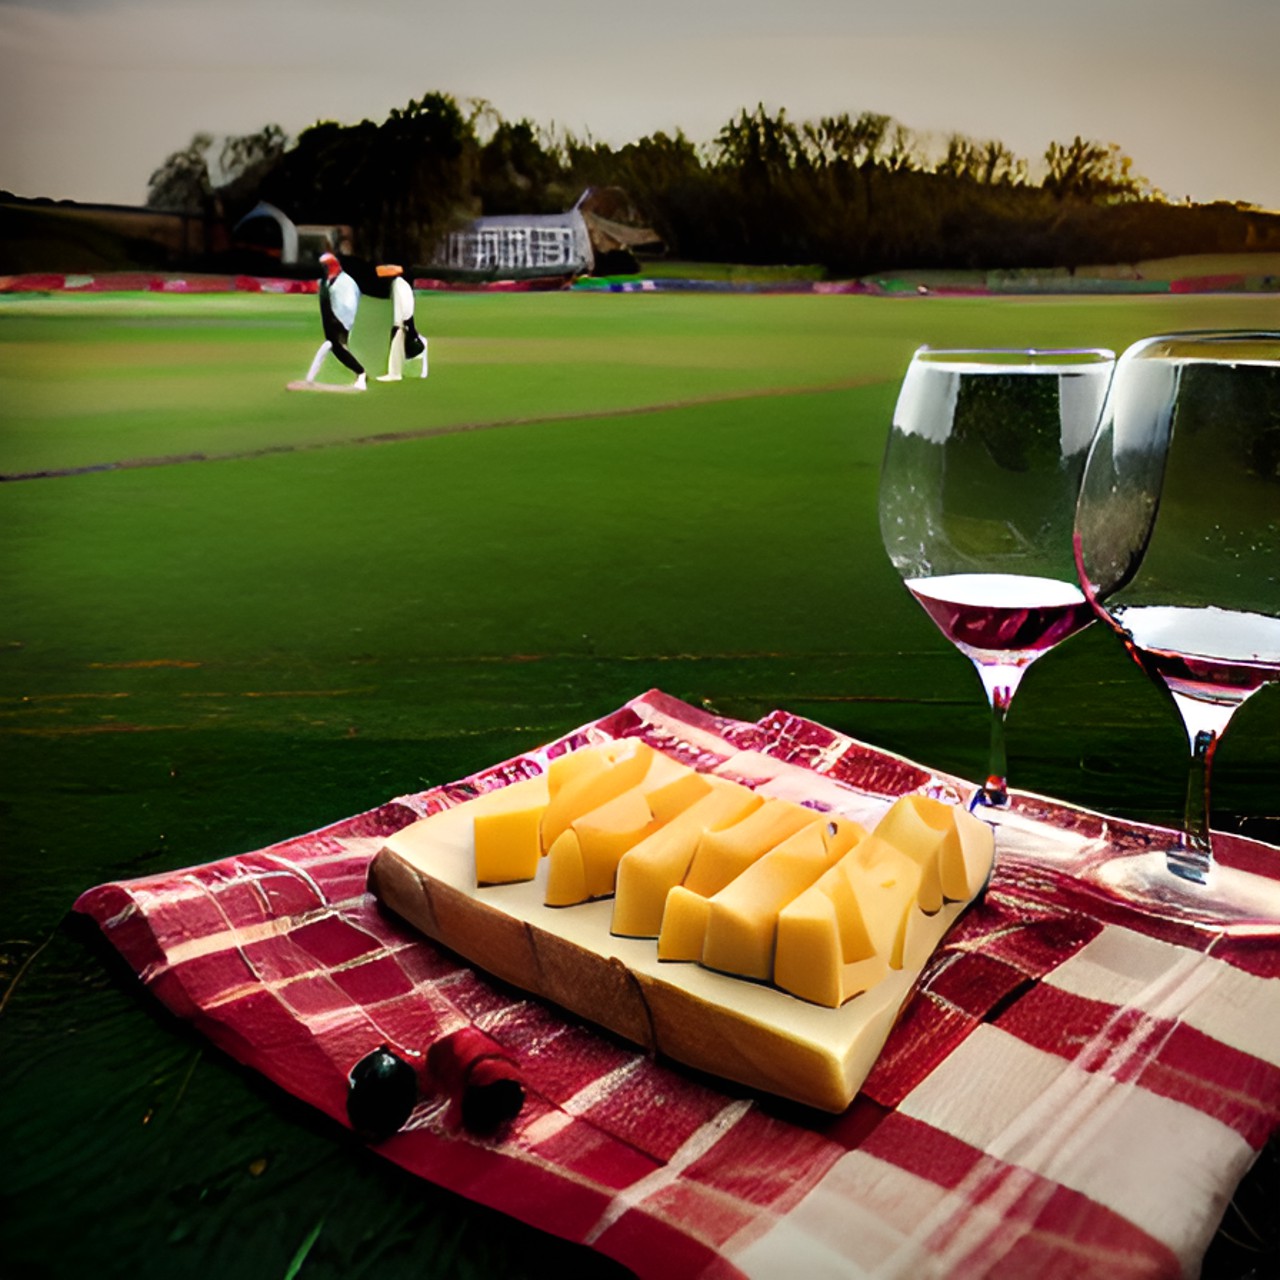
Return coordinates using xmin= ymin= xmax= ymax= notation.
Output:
xmin=74 ymin=689 xmax=1280 ymax=1279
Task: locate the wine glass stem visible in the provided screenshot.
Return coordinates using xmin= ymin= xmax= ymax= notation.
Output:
xmin=1169 ymin=726 xmax=1219 ymax=885
xmin=982 ymin=680 xmax=1013 ymax=807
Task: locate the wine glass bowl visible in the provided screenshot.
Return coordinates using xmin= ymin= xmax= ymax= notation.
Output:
xmin=880 ymin=346 xmax=1116 ymax=806
xmin=1074 ymin=330 xmax=1280 ymax=922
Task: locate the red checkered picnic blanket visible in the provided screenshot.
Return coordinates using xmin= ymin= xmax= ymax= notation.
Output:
xmin=74 ymin=690 xmax=1280 ymax=1279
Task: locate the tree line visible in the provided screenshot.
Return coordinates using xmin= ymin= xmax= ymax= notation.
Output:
xmin=147 ymin=94 xmax=1279 ymax=276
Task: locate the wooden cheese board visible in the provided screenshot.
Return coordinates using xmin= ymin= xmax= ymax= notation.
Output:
xmin=369 ymin=755 xmax=990 ymax=1113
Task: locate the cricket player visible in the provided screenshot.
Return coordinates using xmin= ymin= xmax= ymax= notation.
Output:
xmin=375 ymin=264 xmax=428 ymax=381
xmin=305 ymin=252 xmax=366 ymax=389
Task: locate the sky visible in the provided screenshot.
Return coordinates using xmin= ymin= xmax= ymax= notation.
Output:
xmin=1 ymin=0 xmax=1278 ymax=212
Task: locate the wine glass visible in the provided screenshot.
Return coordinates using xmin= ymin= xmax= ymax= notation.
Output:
xmin=880 ymin=346 xmax=1116 ymax=806
xmin=1074 ymin=330 xmax=1280 ymax=923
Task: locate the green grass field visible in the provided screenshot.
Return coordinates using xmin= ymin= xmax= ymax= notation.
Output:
xmin=5 ymin=288 xmax=1279 ymax=905
xmin=3 ymin=286 xmax=1279 ymax=1279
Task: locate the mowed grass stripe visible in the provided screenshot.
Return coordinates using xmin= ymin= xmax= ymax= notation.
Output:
xmin=0 ymin=376 xmax=881 ymax=480
xmin=2 ymin=292 xmax=902 ymax=475
xmin=5 ymin=290 xmax=1279 ymax=477
xmin=3 ymin=386 xmax=894 ymax=670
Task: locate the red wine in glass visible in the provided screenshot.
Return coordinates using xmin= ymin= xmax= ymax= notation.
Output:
xmin=1075 ymin=330 xmax=1280 ymax=922
xmin=907 ymin=573 xmax=1095 ymax=664
xmin=881 ymin=347 xmax=1115 ymax=805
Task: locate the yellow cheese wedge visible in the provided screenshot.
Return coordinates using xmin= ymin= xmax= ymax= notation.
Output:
xmin=645 ymin=770 xmax=714 ymax=823
xmin=473 ymin=779 xmax=552 ymax=884
xmin=700 ymin=816 xmax=867 ymax=982
xmin=475 ymin=745 xmax=702 ymax=890
xmin=401 ymin=774 xmax=551 ymax=894
xmin=573 ymin=786 xmax=666 ymax=897
xmin=771 ymin=831 xmax=927 ymax=999
xmin=939 ymin=801 xmax=995 ymax=903
xmin=540 ymin=739 xmax=657 ymax=851
xmin=843 ymin=834 xmax=932 ymax=971
xmin=878 ymin=807 xmax=944 ymax=915
xmin=611 ymin=781 xmax=764 ymax=938
xmin=774 ymin=859 xmax=887 ymax=1007
xmin=656 ymin=800 xmax=823 ymax=962
xmin=546 ymin=742 xmax=615 ymax=797
xmin=872 ymin=794 xmax=949 ymax=912
xmin=544 ymin=827 xmax=588 ymax=906
xmin=656 ymin=885 xmax=711 ymax=961
xmin=543 ymin=765 xmax=714 ymax=906
xmin=874 ymin=793 xmax=994 ymax=908
xmin=682 ymin=798 xmax=822 ymax=897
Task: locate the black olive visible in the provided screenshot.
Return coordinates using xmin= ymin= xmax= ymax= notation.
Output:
xmin=346 ymin=1046 xmax=418 ymax=1142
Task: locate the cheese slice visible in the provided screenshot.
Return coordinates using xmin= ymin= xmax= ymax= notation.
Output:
xmin=546 ymin=742 xmax=616 ymax=797
xmin=656 ymin=885 xmax=712 ymax=961
xmin=682 ymin=798 xmax=822 ymax=897
xmin=397 ymin=774 xmax=550 ymax=894
xmin=774 ymin=858 xmax=886 ymax=1007
xmin=656 ymin=800 xmax=823 ymax=962
xmin=700 ymin=816 xmax=867 ymax=982
xmin=941 ymin=802 xmax=996 ymax=902
xmin=540 ymin=739 xmax=657 ymax=851
xmin=473 ymin=777 xmax=553 ymax=884
xmin=546 ymin=766 xmax=714 ymax=906
xmin=545 ymin=827 xmax=588 ymax=906
xmin=477 ymin=745 xmax=697 ymax=890
xmin=574 ymin=786 xmax=667 ymax=898
xmin=844 ymin=834 xmax=931 ymax=971
xmin=611 ymin=780 xmax=764 ymax=938
xmin=646 ymin=770 xmax=715 ymax=824
xmin=772 ymin=824 xmax=937 ymax=1004
xmin=874 ymin=794 xmax=948 ymax=904
xmin=873 ymin=793 xmax=992 ymax=909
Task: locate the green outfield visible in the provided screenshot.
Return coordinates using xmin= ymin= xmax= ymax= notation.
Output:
xmin=5 ymin=288 xmax=1279 ymax=910
xmin=3 ymin=286 xmax=1278 ymax=1279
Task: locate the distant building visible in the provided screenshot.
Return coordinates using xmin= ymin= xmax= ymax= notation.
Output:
xmin=431 ymin=190 xmax=664 ymax=279
xmin=435 ymin=207 xmax=594 ymax=277
xmin=229 ymin=189 xmax=662 ymax=281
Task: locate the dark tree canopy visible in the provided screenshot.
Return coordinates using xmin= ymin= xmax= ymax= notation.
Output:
xmin=143 ymin=96 xmax=1277 ymax=275
xmin=146 ymin=132 xmax=214 ymax=212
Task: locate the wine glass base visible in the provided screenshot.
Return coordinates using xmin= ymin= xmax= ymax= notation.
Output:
xmin=969 ymin=784 xmax=1009 ymax=812
xmin=1092 ymin=850 xmax=1280 ymax=936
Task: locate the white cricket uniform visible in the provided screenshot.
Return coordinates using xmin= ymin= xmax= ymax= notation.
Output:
xmin=328 ymin=271 xmax=360 ymax=332
xmin=380 ymin=275 xmax=428 ymax=380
